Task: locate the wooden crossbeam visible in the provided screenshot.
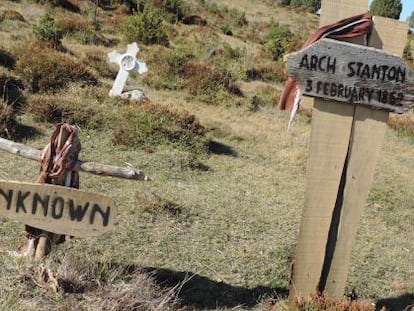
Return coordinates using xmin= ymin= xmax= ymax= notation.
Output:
xmin=0 ymin=137 xmax=149 ymax=181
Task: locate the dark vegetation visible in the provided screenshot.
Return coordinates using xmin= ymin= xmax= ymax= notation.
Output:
xmin=1 ymin=0 xmax=309 ymax=156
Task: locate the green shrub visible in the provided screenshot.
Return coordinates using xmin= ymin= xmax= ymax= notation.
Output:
xmin=120 ymin=7 xmax=168 ymax=45
xmin=228 ymin=8 xmax=248 ymax=26
xmin=369 ymin=0 xmax=402 ymax=20
xmin=32 ymin=14 xmax=63 ymax=45
xmin=0 ymin=75 xmax=25 ymax=110
xmin=264 ymin=22 xmax=293 ymax=61
xmin=15 ymin=41 xmax=97 ymax=93
xmin=139 ymin=0 xmax=188 ymax=23
xmin=112 ymin=102 xmax=208 ymax=154
xmin=142 ymin=46 xmax=192 ymax=90
xmin=403 ymin=40 xmax=413 ymax=63
xmin=183 ymin=62 xmax=243 ymax=102
xmin=290 ymin=0 xmax=321 ymax=13
xmin=25 ymin=93 xmax=106 ymax=129
xmin=245 ymin=62 xmax=286 ymax=83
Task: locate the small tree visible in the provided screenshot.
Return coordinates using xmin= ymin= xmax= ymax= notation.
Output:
xmin=408 ymin=11 xmax=414 ymax=29
xmin=403 ymin=40 xmax=413 ymax=62
xmin=32 ymin=14 xmax=63 ymax=45
xmin=265 ymin=22 xmax=293 ymax=61
xmin=369 ymin=0 xmax=402 ymax=20
xmin=120 ymin=7 xmax=169 ymax=46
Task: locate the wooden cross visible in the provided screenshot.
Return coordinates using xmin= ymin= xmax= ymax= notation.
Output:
xmin=108 ymin=42 xmax=148 ymax=97
xmin=288 ymin=0 xmax=410 ymax=301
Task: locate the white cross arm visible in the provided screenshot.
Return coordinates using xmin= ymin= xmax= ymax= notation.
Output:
xmin=108 ymin=42 xmax=148 ymax=97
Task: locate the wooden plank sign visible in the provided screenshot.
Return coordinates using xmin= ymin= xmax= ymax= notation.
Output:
xmin=286 ymin=38 xmax=414 ymax=113
xmin=0 ymin=180 xmax=117 ymax=237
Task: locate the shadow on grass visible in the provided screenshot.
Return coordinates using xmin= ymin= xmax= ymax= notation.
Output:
xmin=376 ymin=293 xmax=414 ymax=311
xmin=143 ymin=267 xmax=287 ymax=309
xmin=208 ymin=140 xmax=238 ymax=157
xmin=13 ymin=123 xmax=41 ymax=141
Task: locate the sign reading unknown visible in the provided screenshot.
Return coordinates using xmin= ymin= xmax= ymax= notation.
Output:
xmin=286 ymin=38 xmax=414 ymax=113
xmin=0 ymin=180 xmax=117 ymax=237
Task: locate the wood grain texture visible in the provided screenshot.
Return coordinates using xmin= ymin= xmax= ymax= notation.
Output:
xmin=287 ymin=39 xmax=414 ymax=113
xmin=0 ymin=137 xmax=149 ymax=181
xmin=323 ymin=15 xmax=408 ymax=298
xmin=324 ymin=106 xmax=388 ymax=296
xmin=320 ymin=0 xmax=368 ymax=27
xmin=0 ymin=180 xmax=117 ymax=237
xmin=290 ymin=100 xmax=354 ymax=299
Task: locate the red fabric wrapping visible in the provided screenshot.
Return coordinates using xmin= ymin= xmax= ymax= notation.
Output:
xmin=25 ymin=123 xmax=81 ymax=241
xmin=278 ymin=13 xmax=373 ymax=111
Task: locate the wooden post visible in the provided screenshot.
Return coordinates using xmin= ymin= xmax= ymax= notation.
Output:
xmin=323 ymin=14 xmax=408 ymax=298
xmin=35 ymin=125 xmax=72 ymax=259
xmin=289 ymin=0 xmax=409 ymax=301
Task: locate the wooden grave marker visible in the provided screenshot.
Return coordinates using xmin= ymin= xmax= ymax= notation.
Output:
xmin=287 ymin=0 xmax=410 ymax=301
xmin=108 ymin=42 xmax=148 ymax=97
xmin=0 ymin=180 xmax=117 ymax=238
xmin=0 ymin=124 xmax=149 ymax=258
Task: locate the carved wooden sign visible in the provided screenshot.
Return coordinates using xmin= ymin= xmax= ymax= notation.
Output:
xmin=0 ymin=180 xmax=117 ymax=237
xmin=286 ymin=38 xmax=414 ymax=113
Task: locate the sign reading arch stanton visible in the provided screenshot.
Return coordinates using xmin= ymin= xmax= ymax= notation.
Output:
xmin=286 ymin=38 xmax=414 ymax=113
xmin=0 ymin=180 xmax=117 ymax=237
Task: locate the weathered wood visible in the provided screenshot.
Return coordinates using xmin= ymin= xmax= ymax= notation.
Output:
xmin=286 ymin=38 xmax=414 ymax=113
xmin=323 ymin=106 xmax=388 ymax=296
xmin=319 ymin=0 xmax=368 ymax=28
xmin=0 ymin=137 xmax=149 ymax=181
xmin=369 ymin=16 xmax=408 ymax=57
xmin=323 ymin=16 xmax=408 ymax=298
xmin=0 ymin=180 xmax=117 ymax=237
xmin=35 ymin=125 xmax=70 ymax=259
xmin=289 ymin=0 xmax=368 ymax=302
xmin=290 ymin=100 xmax=354 ymax=300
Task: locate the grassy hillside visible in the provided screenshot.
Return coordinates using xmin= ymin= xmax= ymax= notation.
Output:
xmin=0 ymin=0 xmax=414 ymax=310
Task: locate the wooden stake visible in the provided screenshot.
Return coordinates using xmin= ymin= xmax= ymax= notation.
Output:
xmin=289 ymin=0 xmax=369 ymax=301
xmin=0 ymin=137 xmax=149 ymax=180
xmin=35 ymin=125 xmax=71 ymax=259
xmin=290 ymin=100 xmax=354 ymax=299
xmin=323 ymin=14 xmax=408 ymax=298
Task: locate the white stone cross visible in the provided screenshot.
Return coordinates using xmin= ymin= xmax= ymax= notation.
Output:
xmin=108 ymin=42 xmax=148 ymax=97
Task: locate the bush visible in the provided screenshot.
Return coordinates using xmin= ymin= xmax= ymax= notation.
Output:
xmin=183 ymin=62 xmax=243 ymax=101
xmin=32 ymin=14 xmax=63 ymax=46
xmin=403 ymin=40 xmax=413 ymax=63
xmin=290 ymin=0 xmax=321 ymax=13
xmin=25 ymin=93 xmax=106 ymax=129
xmin=0 ymin=101 xmax=17 ymax=139
xmin=112 ymin=101 xmax=208 ymax=154
xmin=264 ymin=22 xmax=293 ymax=61
xmin=135 ymin=0 xmax=188 ymax=22
xmin=120 ymin=6 xmax=169 ymax=46
xmin=15 ymin=41 xmax=97 ymax=93
xmin=0 ymin=75 xmax=25 ymax=111
xmin=369 ymin=0 xmax=402 ymax=20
